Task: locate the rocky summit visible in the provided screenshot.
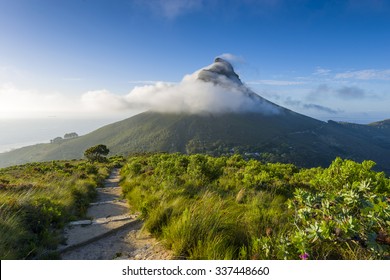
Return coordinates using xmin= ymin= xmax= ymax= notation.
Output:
xmin=198 ymin=57 xmax=243 ymax=85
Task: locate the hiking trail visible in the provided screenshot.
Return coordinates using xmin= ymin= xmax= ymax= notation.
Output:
xmin=58 ymin=168 xmax=171 ymax=260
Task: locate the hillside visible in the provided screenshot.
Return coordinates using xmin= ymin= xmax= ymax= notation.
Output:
xmin=1 ymin=58 xmax=390 ymax=173
xmin=2 ymin=111 xmax=390 ymax=173
xmin=0 ymin=110 xmax=318 ymax=164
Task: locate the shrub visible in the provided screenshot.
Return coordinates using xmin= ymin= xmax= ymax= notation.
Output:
xmin=84 ymin=144 xmax=109 ymax=162
xmin=120 ymin=154 xmax=390 ymax=260
xmin=287 ymin=180 xmax=390 ymax=259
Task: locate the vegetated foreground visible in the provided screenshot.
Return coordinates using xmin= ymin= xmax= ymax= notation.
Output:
xmin=0 ymin=154 xmax=389 ymax=259
xmin=0 ymin=157 xmax=123 ymax=259
xmin=121 ymin=153 xmax=390 ymax=260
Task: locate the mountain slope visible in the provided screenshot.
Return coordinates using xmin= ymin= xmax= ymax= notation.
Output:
xmin=0 ymin=109 xmax=321 ymax=165
xmin=1 ymin=58 xmax=390 ymax=173
xmin=2 ymin=110 xmax=390 ymax=173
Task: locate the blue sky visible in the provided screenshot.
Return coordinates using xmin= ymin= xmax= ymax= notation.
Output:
xmin=1 ymin=0 xmax=390 ymax=123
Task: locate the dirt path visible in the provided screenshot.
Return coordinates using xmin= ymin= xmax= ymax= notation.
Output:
xmin=59 ymin=168 xmax=172 ymax=260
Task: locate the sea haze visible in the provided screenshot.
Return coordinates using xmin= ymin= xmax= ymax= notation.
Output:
xmin=0 ymin=118 xmax=122 ymax=153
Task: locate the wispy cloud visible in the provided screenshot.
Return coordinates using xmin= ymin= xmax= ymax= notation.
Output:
xmin=307 ymin=84 xmax=331 ymax=100
xmin=0 ymin=83 xmax=138 ymax=119
xmin=136 ymin=0 xmax=285 ymax=19
xmin=284 ymin=97 xmax=340 ymax=114
xmin=0 ymin=83 xmax=75 ymax=118
xmin=303 ymin=103 xmax=340 ymax=114
xmin=313 ymin=67 xmax=331 ymax=76
xmin=336 ymin=86 xmax=367 ymax=99
xmin=247 ymin=80 xmax=306 ymax=86
xmin=335 ymin=69 xmax=390 ymax=80
xmin=127 ymin=80 xmax=177 ymax=85
xmin=307 ymin=84 xmax=370 ymax=101
xmin=283 ymin=97 xmax=301 ymax=107
xmin=218 ymin=53 xmax=245 ymax=64
xmin=81 ymin=90 xmax=130 ymax=111
xmin=139 ymin=0 xmax=204 ymax=19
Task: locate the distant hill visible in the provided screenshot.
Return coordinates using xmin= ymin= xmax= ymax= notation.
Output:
xmin=1 ymin=58 xmax=390 ymax=173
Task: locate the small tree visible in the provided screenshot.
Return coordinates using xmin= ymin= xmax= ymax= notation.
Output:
xmin=50 ymin=137 xmax=63 ymax=144
xmin=64 ymin=132 xmax=78 ymax=139
xmin=84 ymin=144 xmax=109 ymax=162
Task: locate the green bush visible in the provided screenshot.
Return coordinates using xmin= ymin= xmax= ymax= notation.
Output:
xmin=121 ymin=154 xmax=390 ymax=260
xmin=287 ymin=180 xmax=390 ymax=259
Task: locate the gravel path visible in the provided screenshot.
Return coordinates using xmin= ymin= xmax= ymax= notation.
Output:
xmin=59 ymin=168 xmax=172 ymax=260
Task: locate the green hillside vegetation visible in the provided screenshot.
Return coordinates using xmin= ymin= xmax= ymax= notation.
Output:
xmin=1 ymin=153 xmax=389 ymax=260
xmin=0 ymin=158 xmax=123 ymax=259
xmin=1 ymin=113 xmax=390 ymax=174
xmin=121 ymin=153 xmax=390 ymax=260
xmin=0 ymin=111 xmax=319 ymax=166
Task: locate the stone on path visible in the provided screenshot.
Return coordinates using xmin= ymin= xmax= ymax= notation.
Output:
xmin=59 ymin=168 xmax=171 ymax=260
xmin=58 ymin=168 xmax=138 ymax=255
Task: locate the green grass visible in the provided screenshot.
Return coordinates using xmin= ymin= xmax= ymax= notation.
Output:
xmin=0 ymin=159 xmax=116 ymax=259
xmin=2 ymin=152 xmax=388 ymax=259
xmin=121 ymin=153 xmax=390 ymax=260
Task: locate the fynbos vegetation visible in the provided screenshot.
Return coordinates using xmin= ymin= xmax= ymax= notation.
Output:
xmin=1 ymin=152 xmax=388 ymax=260
xmin=121 ymin=154 xmax=390 ymax=260
xmin=0 ymin=159 xmax=114 ymax=259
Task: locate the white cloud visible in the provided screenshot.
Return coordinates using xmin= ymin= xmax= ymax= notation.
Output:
xmin=247 ymin=80 xmax=306 ymax=86
xmin=81 ymin=90 xmax=130 ymax=111
xmin=0 ymin=84 xmax=135 ymax=119
xmin=0 ymin=83 xmax=76 ymax=119
xmin=4 ymin=59 xmax=388 ymax=123
xmin=313 ymin=67 xmax=331 ymax=76
xmin=218 ymin=53 xmax=245 ymax=64
xmin=335 ymin=69 xmax=390 ymax=80
xmin=120 ymin=75 xmax=275 ymax=114
xmin=1 ymin=60 xmax=282 ymax=119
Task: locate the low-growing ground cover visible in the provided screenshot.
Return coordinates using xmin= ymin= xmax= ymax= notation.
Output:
xmin=0 ymin=158 xmax=123 ymax=259
xmin=121 ymin=153 xmax=390 ymax=260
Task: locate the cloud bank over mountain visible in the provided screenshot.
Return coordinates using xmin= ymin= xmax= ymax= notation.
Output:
xmin=2 ymin=56 xmax=387 ymax=123
xmin=1 ymin=58 xmax=281 ymax=119
xmin=82 ymin=58 xmax=280 ymax=115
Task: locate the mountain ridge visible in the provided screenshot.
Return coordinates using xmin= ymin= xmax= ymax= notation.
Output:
xmin=1 ymin=111 xmax=390 ymax=173
xmin=1 ymin=58 xmax=389 ymax=173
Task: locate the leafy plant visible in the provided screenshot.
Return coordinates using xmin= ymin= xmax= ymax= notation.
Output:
xmin=287 ymin=180 xmax=390 ymax=259
xmin=84 ymin=144 xmax=110 ymax=162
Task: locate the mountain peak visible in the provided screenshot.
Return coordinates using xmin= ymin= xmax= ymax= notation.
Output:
xmin=197 ymin=57 xmax=243 ymax=85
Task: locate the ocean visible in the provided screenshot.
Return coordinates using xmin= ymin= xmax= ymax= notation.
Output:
xmin=0 ymin=118 xmax=121 ymax=153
